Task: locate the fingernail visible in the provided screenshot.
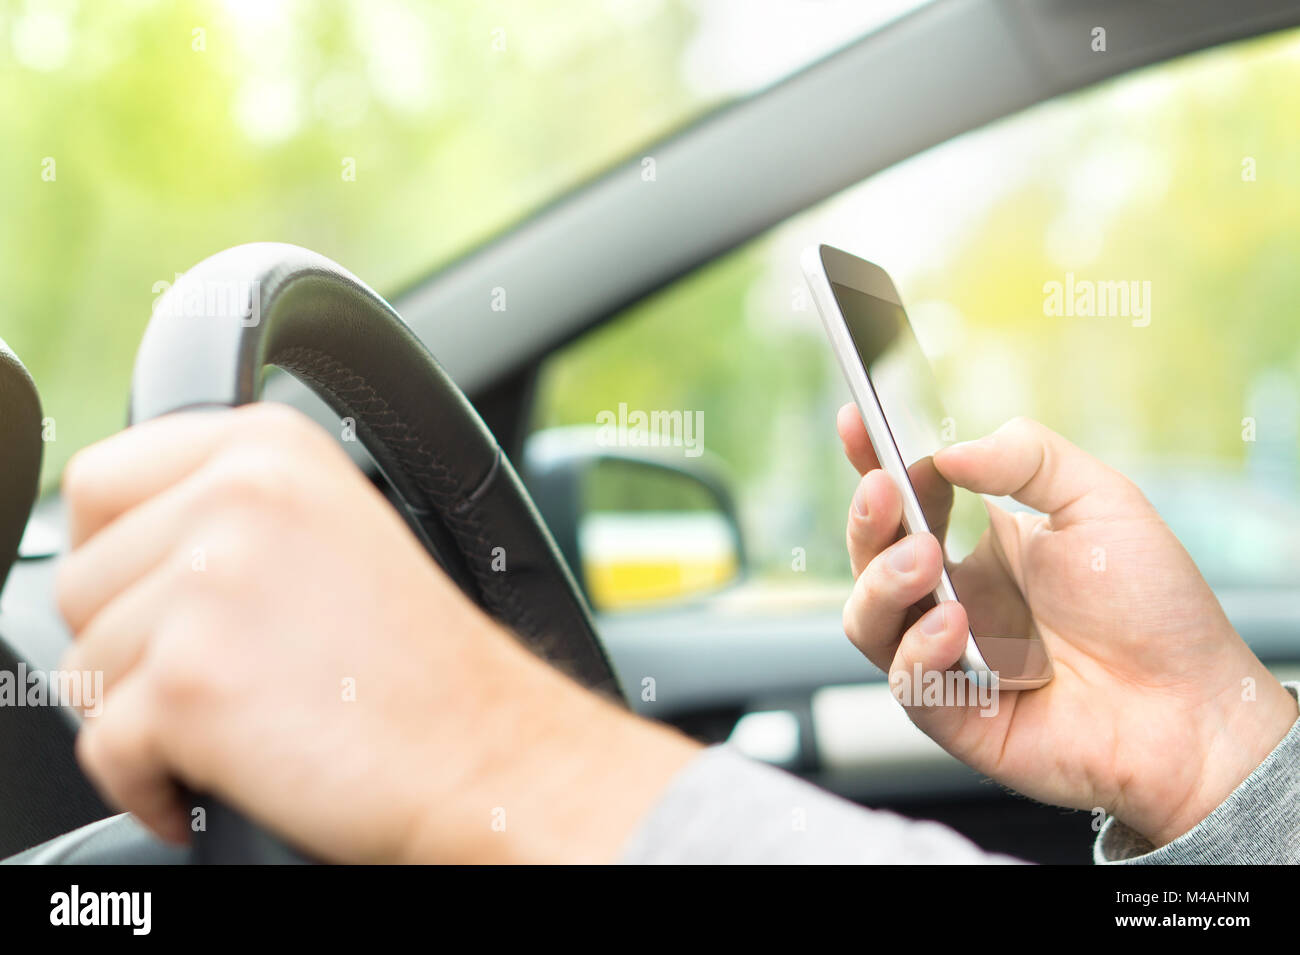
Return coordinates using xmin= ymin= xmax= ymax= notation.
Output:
xmin=888 ymin=538 xmax=916 ymax=573
xmin=852 ymin=478 xmax=870 ymax=517
xmin=921 ymin=603 xmax=947 ymax=635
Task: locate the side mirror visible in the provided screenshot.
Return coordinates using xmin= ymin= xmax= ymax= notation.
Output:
xmin=523 ymin=427 xmax=745 ymax=612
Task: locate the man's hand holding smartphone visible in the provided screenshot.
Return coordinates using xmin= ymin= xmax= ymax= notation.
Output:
xmin=836 ymin=406 xmax=1299 ymax=848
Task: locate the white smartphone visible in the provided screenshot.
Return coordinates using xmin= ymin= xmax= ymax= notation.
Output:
xmin=802 ymin=243 xmax=1053 ymax=690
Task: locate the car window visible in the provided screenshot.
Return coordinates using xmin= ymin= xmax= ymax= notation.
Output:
xmin=6 ymin=0 xmax=932 ymax=485
xmin=532 ymin=26 xmax=1300 ymax=599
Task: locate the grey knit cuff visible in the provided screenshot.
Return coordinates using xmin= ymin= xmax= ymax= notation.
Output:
xmin=1095 ymin=682 xmax=1300 ymax=864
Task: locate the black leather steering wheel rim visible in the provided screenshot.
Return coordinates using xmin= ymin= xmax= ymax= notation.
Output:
xmin=0 ymin=339 xmax=41 ymax=596
xmin=131 ymin=242 xmax=621 ymax=863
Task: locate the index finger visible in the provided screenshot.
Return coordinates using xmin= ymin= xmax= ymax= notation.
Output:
xmin=61 ymin=409 xmax=244 ymax=547
xmin=836 ymin=402 xmax=880 ymax=476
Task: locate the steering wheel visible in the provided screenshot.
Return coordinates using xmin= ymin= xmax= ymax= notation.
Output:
xmin=122 ymin=242 xmax=621 ymax=863
xmin=0 ymin=339 xmax=42 ymax=596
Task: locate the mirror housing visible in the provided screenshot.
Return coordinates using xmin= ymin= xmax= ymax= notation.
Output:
xmin=523 ymin=427 xmax=745 ymax=612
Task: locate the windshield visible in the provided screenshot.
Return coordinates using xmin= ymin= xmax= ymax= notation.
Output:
xmin=2 ymin=0 xmax=934 ymax=485
xmin=533 ymin=26 xmax=1300 ymax=594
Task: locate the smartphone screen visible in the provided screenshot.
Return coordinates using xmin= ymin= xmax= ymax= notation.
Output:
xmin=829 ymin=282 xmax=946 ymax=481
xmin=825 ymin=272 xmax=1051 ymax=686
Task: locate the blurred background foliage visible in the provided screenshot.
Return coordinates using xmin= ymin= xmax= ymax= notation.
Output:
xmin=4 ymin=0 xmax=1299 ymax=591
xmin=1 ymin=0 xmax=702 ymax=479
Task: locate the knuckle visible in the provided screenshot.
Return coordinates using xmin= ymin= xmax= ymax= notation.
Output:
xmin=201 ymin=449 xmax=296 ymax=516
xmin=860 ymin=556 xmax=896 ymax=604
xmin=842 ymin=573 xmax=877 ymax=643
xmin=57 ymin=645 xmax=83 ymax=680
xmin=999 ymin=415 xmax=1039 ymax=441
xmin=841 ymin=600 xmax=864 ymax=649
xmin=53 ymin=558 xmax=84 ymax=629
xmin=181 ymin=526 xmax=256 ymax=595
xmin=237 ymin=400 xmax=307 ymax=433
xmin=1109 ymin=472 xmax=1153 ymax=512
xmin=845 ymin=511 xmax=863 ymax=552
xmin=914 ymin=532 xmax=942 ymax=565
xmin=75 ymin=723 xmax=109 ymax=779
xmin=236 ymin=402 xmax=326 ymax=452
xmin=890 ymin=641 xmax=914 ymax=677
xmin=60 ymin=447 xmax=101 ymax=508
xmin=147 ymin=628 xmax=212 ymax=710
xmin=76 ymin=714 xmax=135 ymax=781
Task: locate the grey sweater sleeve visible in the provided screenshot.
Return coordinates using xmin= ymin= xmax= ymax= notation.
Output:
xmin=1094 ymin=682 xmax=1300 ymax=864
xmin=619 ymin=745 xmax=1021 ymax=864
xmin=621 ymin=683 xmax=1300 ymax=865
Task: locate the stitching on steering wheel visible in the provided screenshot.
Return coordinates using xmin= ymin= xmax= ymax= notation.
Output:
xmin=272 ymin=345 xmax=553 ymax=657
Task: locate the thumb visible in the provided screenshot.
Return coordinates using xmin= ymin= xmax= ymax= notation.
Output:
xmin=933 ymin=417 xmax=1144 ymax=525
